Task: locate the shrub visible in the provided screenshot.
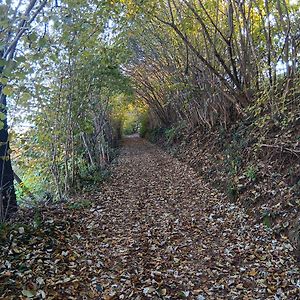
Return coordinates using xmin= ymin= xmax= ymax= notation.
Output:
xmin=164 ymin=127 xmax=178 ymax=145
xmin=139 ymin=112 xmax=150 ymax=138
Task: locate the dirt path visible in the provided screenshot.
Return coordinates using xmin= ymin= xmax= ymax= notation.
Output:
xmin=1 ymin=137 xmax=299 ymax=299
xmin=83 ymin=137 xmax=300 ymax=299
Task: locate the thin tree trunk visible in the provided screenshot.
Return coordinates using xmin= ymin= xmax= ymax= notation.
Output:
xmin=0 ymin=65 xmax=17 ymax=220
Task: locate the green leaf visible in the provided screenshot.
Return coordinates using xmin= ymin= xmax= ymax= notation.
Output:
xmin=38 ymin=37 xmax=47 ymax=47
xmin=263 ymin=215 xmax=271 ymax=228
xmin=20 ymin=92 xmax=31 ymax=102
xmin=27 ymin=32 xmax=38 ymax=42
xmin=0 ymin=77 xmax=8 ymax=85
xmin=2 ymin=60 xmax=17 ymax=76
xmin=14 ymin=71 xmax=26 ymax=80
xmin=0 ymin=58 xmax=7 ymax=67
xmin=2 ymin=86 xmax=13 ymax=96
xmin=0 ymin=42 xmax=6 ymax=51
xmin=15 ymin=56 xmax=26 ymax=63
xmin=0 ymin=112 xmax=6 ymax=121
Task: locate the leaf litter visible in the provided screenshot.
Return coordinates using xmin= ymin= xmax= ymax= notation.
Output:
xmin=0 ymin=137 xmax=299 ymax=299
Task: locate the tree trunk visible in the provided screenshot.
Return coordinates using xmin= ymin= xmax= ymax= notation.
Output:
xmin=0 ymin=0 xmax=48 ymax=220
xmin=0 ymin=91 xmax=17 ymax=220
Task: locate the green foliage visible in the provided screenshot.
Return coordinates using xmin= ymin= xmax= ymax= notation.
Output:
xmin=2 ymin=0 xmax=299 ymax=213
xmin=249 ymin=76 xmax=300 ymax=131
xmin=67 ymin=199 xmax=93 ymax=210
xmin=263 ymin=214 xmax=271 ymax=228
xmin=245 ymin=165 xmax=258 ymax=181
xmin=261 ymin=211 xmax=274 ymax=228
xmin=139 ymin=113 xmax=183 ymax=144
xmin=33 ymin=209 xmax=43 ymax=228
xmin=164 ymin=123 xmax=184 ymax=145
xmin=13 ymin=132 xmax=54 ymax=203
xmin=79 ymin=164 xmax=111 ymax=187
xmin=123 ymin=123 xmax=138 ymax=135
xmin=2 ymin=86 xmax=13 ymax=96
xmin=122 ymin=105 xmax=140 ymax=135
xmin=139 ymin=111 xmax=165 ymax=142
xmin=165 ymin=127 xmax=177 ymax=145
xmin=139 ymin=112 xmax=150 ymax=138
xmin=224 ymin=149 xmax=242 ymax=177
xmin=8 ymin=1 xmax=135 ymax=205
xmin=15 ymin=173 xmax=47 ymax=203
xmin=148 ymin=127 xmax=166 ymax=143
xmin=223 ymin=126 xmax=250 ymax=179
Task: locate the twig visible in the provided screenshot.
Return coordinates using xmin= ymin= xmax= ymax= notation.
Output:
xmin=260 ymin=143 xmax=300 ymax=157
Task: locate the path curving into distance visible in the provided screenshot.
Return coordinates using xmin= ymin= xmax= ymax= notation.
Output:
xmin=84 ymin=137 xmax=299 ymax=299
xmin=2 ymin=137 xmax=299 ymax=299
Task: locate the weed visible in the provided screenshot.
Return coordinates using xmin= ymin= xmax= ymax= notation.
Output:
xmin=165 ymin=127 xmax=177 ymax=144
xmin=33 ymin=209 xmax=43 ymax=228
xmin=67 ymin=199 xmax=92 ymax=210
xmin=261 ymin=210 xmax=273 ymax=228
xmin=263 ymin=215 xmax=271 ymax=228
xmin=245 ymin=165 xmax=258 ymax=181
xmin=223 ymin=130 xmax=246 ymax=176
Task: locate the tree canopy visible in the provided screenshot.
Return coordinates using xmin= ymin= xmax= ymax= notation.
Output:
xmin=0 ymin=0 xmax=299 ymax=216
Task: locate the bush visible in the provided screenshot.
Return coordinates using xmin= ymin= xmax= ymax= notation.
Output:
xmin=165 ymin=127 xmax=177 ymax=144
xmin=139 ymin=112 xmax=150 ymax=138
xmin=67 ymin=199 xmax=92 ymax=210
xmin=79 ymin=164 xmax=111 ymax=186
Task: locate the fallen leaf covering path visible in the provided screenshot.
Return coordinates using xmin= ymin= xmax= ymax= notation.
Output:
xmin=1 ymin=137 xmax=300 ymax=299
